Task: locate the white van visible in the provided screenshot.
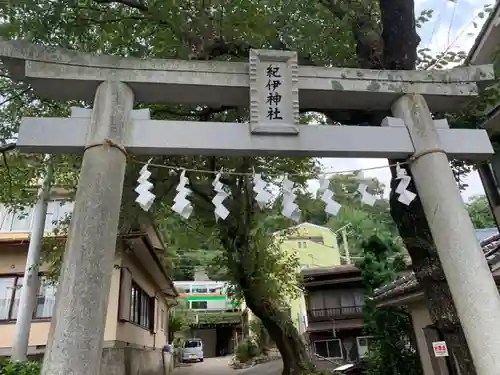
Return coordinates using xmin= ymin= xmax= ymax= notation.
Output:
xmin=181 ymin=338 xmax=204 ymax=362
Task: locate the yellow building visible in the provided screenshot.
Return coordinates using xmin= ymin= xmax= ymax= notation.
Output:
xmin=276 ymin=223 xmax=343 ymax=335
xmin=0 ymin=200 xmax=178 ymax=374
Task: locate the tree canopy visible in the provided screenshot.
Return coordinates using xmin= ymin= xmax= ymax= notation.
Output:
xmin=465 ymin=194 xmax=497 ymax=230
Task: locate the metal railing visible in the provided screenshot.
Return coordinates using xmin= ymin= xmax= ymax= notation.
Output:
xmin=307 ymin=306 xmax=363 ymax=321
xmin=313 ymin=352 xmax=343 ymax=367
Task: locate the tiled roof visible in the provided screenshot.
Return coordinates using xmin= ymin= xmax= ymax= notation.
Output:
xmin=373 ymin=228 xmax=500 ymax=303
xmin=302 ymin=264 xmax=359 ymax=277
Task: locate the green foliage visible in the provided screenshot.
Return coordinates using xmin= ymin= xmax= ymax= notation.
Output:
xmin=465 ymin=194 xmax=497 ymax=229
xmin=358 ymin=236 xmax=422 ymax=375
xmin=168 ymin=311 xmax=190 ymax=343
xmin=0 ymin=360 xmax=41 ymax=375
xmin=249 ymin=318 xmax=273 ymax=354
xmin=235 ymin=338 xmax=260 ymax=363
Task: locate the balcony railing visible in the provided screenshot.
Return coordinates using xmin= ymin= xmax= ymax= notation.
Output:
xmin=307 ymin=306 xmax=363 ymax=321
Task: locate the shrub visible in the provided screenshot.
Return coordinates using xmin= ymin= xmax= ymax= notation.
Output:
xmin=0 ymin=360 xmax=41 ymax=375
xmin=249 ymin=318 xmax=272 ymax=355
xmin=235 ymin=338 xmax=260 ymax=363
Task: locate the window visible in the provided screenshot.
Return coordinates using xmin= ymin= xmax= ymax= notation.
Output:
xmin=357 ymin=336 xmax=373 ymax=358
xmin=35 ymin=279 xmax=57 ymax=318
xmin=314 ymin=339 xmax=343 ymax=359
xmin=44 ymin=201 xmax=74 ymax=233
xmin=0 ymin=201 xmax=74 ymax=234
xmin=0 ymin=276 xmax=56 ymax=320
xmin=192 ymin=285 xmax=207 ymax=293
xmin=0 ymin=276 xmax=22 ymax=320
xmin=129 ymin=282 xmax=154 ymax=330
xmin=191 ymin=301 xmax=208 ymax=309
xmin=160 ymin=309 xmax=165 ymax=330
xmin=184 ymin=339 xmax=202 ymax=348
xmin=298 ymin=242 xmax=302 ymax=248
xmin=302 ymin=242 xmax=307 ymax=248
xmin=0 ymin=208 xmax=33 ymax=232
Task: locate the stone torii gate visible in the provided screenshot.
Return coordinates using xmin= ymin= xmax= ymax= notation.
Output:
xmin=1 ymin=40 xmax=499 ymax=374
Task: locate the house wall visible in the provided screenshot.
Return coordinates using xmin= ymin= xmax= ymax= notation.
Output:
xmin=409 ymin=301 xmax=449 ymax=375
xmin=0 ymin=244 xmax=170 ymax=359
xmin=174 ymin=281 xmax=239 ymax=311
xmin=0 ymin=246 xmax=119 ymax=353
xmin=279 ymin=224 xmax=342 ymax=334
xmin=116 ymin=252 xmax=169 ymax=350
xmin=309 ymin=328 xmax=365 ymax=364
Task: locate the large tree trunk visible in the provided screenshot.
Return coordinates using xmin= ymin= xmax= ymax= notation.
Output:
xmin=214 ymin=177 xmax=311 ymax=375
xmin=244 ymin=292 xmax=310 ymax=375
xmin=388 ymin=172 xmax=476 ymax=375
xmin=378 ymin=1 xmax=476 ymax=373
xmin=318 ymin=0 xmax=477 ymax=372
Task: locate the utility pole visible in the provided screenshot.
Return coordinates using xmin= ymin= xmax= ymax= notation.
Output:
xmin=11 ymin=155 xmax=53 ymax=361
xmin=334 ymin=223 xmax=352 ymax=264
xmin=41 ymin=81 xmax=133 ymax=375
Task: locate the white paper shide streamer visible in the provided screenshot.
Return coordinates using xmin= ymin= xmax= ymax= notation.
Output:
xmin=212 ymin=171 xmax=230 ymax=221
xmin=395 ymin=163 xmax=416 ymax=206
xmin=135 ymin=159 xmax=155 ymax=212
xmin=253 ymin=173 xmax=273 ymax=209
xmin=317 ymin=176 xmax=341 ymax=216
xmin=282 ymin=175 xmax=301 ymax=222
xmin=356 ymin=172 xmax=377 ymax=206
xmin=172 ymin=169 xmax=194 ymax=219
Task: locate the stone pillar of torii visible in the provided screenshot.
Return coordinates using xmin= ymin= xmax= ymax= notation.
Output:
xmin=1 ymin=39 xmax=499 ymax=374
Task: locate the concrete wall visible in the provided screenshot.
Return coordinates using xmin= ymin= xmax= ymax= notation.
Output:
xmin=101 ymin=344 xmax=174 ymax=375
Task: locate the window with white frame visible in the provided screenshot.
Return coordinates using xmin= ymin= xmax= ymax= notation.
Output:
xmin=0 ymin=201 xmax=74 ymax=233
xmin=314 ymin=339 xmax=343 ymax=359
xmin=0 ymin=275 xmax=57 ymax=320
xmin=357 ymin=336 xmax=373 ymax=358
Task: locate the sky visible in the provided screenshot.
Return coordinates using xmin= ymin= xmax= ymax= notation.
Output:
xmin=315 ymin=0 xmax=493 ymax=202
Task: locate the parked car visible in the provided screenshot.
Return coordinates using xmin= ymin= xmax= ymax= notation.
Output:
xmin=181 ymin=338 xmax=204 ymax=362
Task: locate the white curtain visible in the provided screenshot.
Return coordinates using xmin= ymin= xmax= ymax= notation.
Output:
xmin=36 ymin=280 xmax=57 ymax=318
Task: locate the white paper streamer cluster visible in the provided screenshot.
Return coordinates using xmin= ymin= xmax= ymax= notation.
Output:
xmin=318 ymin=176 xmax=342 ymax=216
xmin=282 ymin=175 xmax=301 ymax=222
xmin=135 ymin=160 xmax=156 ymax=212
xmin=253 ymin=173 xmax=273 ymax=209
xmin=395 ymin=163 xmax=416 ymax=206
xmin=212 ymin=171 xmax=230 ymax=221
xmin=138 ymin=167 xmax=416 ymax=219
xmin=172 ymin=170 xmax=194 ymax=219
xmin=356 ymin=172 xmax=377 ymax=206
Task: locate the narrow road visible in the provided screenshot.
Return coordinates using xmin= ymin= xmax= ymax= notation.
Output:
xmin=172 ymin=357 xmax=283 ymax=375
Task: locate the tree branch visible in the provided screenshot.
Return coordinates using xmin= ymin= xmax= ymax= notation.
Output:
xmin=150 ymin=105 xmax=237 ymax=118
xmin=0 ymin=87 xmax=32 ymax=106
xmin=93 ymin=0 xmax=148 ymax=11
